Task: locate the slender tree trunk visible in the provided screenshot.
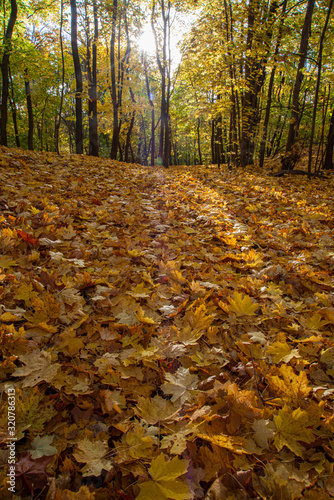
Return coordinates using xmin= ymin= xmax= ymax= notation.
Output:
xmin=151 ymin=0 xmax=171 ymax=168
xmin=144 ymin=58 xmax=155 ymax=166
xmin=259 ymin=0 xmax=288 ymax=168
xmin=308 ymin=0 xmax=333 ymax=176
xmin=86 ymin=0 xmax=99 ymax=156
xmin=9 ymin=67 xmax=20 ymax=147
xmin=24 ymin=69 xmax=34 ymax=150
xmin=55 ymin=0 xmax=65 ymax=154
xmin=240 ymin=0 xmax=278 ymax=167
xmin=109 ymin=0 xmax=118 ymax=159
xmin=285 ymin=0 xmax=315 ymax=157
xmin=323 ymin=106 xmax=334 ymax=170
xmin=1 ymin=0 xmax=17 ymax=146
xmin=125 ymin=88 xmax=136 ymax=162
xmin=70 ymin=0 xmax=83 ymax=154
xmin=197 ymin=118 xmax=202 ymax=165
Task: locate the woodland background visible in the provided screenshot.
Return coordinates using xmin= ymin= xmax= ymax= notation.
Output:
xmin=1 ymin=0 xmax=334 ymax=171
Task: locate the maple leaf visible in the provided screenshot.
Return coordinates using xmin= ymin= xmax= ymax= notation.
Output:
xmin=137 ymin=305 xmax=159 ymax=324
xmin=14 ymin=282 xmax=39 ymax=305
xmin=273 ymin=406 xmax=316 ymax=457
xmin=73 ymin=438 xmax=112 ymax=476
xmin=54 ymin=485 xmax=96 ymax=499
xmin=227 ymin=291 xmax=259 ymax=316
xmin=266 ymin=340 xmax=300 ymax=363
xmin=305 ymin=313 xmax=330 ymax=330
xmin=23 ymin=292 xmax=61 ymax=324
xmin=268 ymin=365 xmax=311 ymax=402
xmin=58 ymin=327 xmax=85 ymax=355
xmin=135 ymin=395 xmax=179 ymax=424
xmin=114 ymin=425 xmax=156 ymax=461
xmin=252 ymin=419 xmax=275 ymax=449
xmin=12 ymin=350 xmax=60 ymax=387
xmin=0 ymin=254 xmax=16 ymax=268
xmin=198 ymin=433 xmax=248 ymax=454
xmin=174 ymin=302 xmax=214 ymax=345
xmin=136 ymin=453 xmax=191 ymax=500
xmin=15 ymin=453 xmax=53 ymax=493
xmin=161 ymin=367 xmax=199 ymax=403
xmin=128 ymin=282 xmax=152 ymax=298
xmin=17 ymin=229 xmax=39 ymax=246
xmin=30 ymin=435 xmax=58 ymax=459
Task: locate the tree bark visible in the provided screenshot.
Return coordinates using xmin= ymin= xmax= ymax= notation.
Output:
xmin=259 ymin=0 xmax=288 ymax=169
xmin=240 ymin=0 xmax=278 ymax=167
xmin=70 ymin=0 xmax=83 ymax=154
xmin=24 ymin=69 xmax=34 ymax=150
xmin=151 ymin=0 xmax=172 ymax=168
xmin=55 ymin=0 xmax=65 ymax=154
xmin=307 ymin=0 xmax=333 ymax=176
xmin=285 ymin=0 xmax=315 ymax=157
xmin=0 ymin=0 xmax=17 ymax=146
xmin=85 ymin=0 xmax=99 ymax=156
xmin=9 ymin=67 xmax=20 ymax=147
xmin=323 ymin=106 xmax=334 ymax=170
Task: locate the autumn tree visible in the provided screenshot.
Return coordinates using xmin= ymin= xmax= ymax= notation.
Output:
xmin=1 ymin=0 xmax=17 ymax=146
xmin=71 ymin=0 xmax=84 ymax=154
xmin=285 ymin=0 xmax=315 ymax=158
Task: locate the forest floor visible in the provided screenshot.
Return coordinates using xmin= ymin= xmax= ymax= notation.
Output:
xmin=0 ymin=147 xmax=334 ymax=500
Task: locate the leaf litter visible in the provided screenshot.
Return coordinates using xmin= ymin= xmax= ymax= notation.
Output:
xmin=0 ymin=147 xmax=334 ymax=499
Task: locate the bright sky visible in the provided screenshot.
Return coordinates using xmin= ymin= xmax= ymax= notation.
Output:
xmin=136 ymin=13 xmax=197 ymax=69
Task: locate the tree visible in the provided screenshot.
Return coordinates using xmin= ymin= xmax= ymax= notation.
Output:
xmin=151 ymin=0 xmax=172 ymax=168
xmin=285 ymin=0 xmax=315 ymax=159
xmin=1 ymin=0 xmax=18 ymax=146
xmin=85 ymin=0 xmax=99 ymax=156
xmin=70 ymin=0 xmax=83 ymax=154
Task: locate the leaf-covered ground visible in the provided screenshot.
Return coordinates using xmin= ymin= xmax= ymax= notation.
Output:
xmin=1 ymin=147 xmax=334 ymax=500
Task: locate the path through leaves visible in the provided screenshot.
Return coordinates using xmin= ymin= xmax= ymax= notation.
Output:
xmin=1 ymin=147 xmax=334 ymax=499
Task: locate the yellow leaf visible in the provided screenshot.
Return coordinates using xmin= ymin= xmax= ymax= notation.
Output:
xmin=137 ymin=306 xmax=157 ymax=324
xmin=54 ymin=485 xmax=95 ymax=499
xmin=305 ymin=313 xmax=330 ymax=330
xmin=268 ymin=365 xmax=311 ymax=402
xmin=0 ymin=255 xmax=16 ymax=268
xmin=128 ymin=282 xmax=152 ymax=298
xmin=198 ymin=433 xmax=248 ymax=454
xmin=58 ymin=328 xmax=85 ymax=355
xmin=161 ymin=367 xmax=199 ymax=403
xmin=135 ymin=395 xmax=179 ymax=425
xmin=0 ymin=312 xmax=20 ymax=322
xmin=228 ymin=291 xmax=259 ymax=316
xmin=73 ymin=438 xmax=112 ymax=476
xmin=14 ymin=282 xmax=39 ymax=305
xmin=274 ymin=407 xmax=316 ymax=457
xmin=223 ymin=236 xmax=237 ymax=247
xmin=266 ymin=341 xmax=300 ymax=363
xmin=137 ymin=453 xmax=191 ymax=500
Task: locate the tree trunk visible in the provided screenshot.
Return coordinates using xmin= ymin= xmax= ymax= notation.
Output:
xmin=0 ymin=0 xmax=17 ymax=146
xmin=55 ymin=0 xmax=65 ymax=154
xmin=285 ymin=0 xmax=315 ymax=157
xmin=24 ymin=69 xmax=34 ymax=150
xmin=240 ymin=0 xmax=278 ymax=167
xmin=151 ymin=0 xmax=172 ymax=168
xmin=197 ymin=118 xmax=202 ymax=165
xmin=307 ymin=0 xmax=333 ymax=176
xmin=323 ymin=106 xmax=334 ymax=170
xmin=86 ymin=0 xmax=99 ymax=156
xmin=70 ymin=0 xmax=83 ymax=154
xmin=109 ymin=0 xmax=118 ymax=159
xmin=259 ymin=0 xmax=288 ymax=169
xmin=9 ymin=67 xmax=20 ymax=147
